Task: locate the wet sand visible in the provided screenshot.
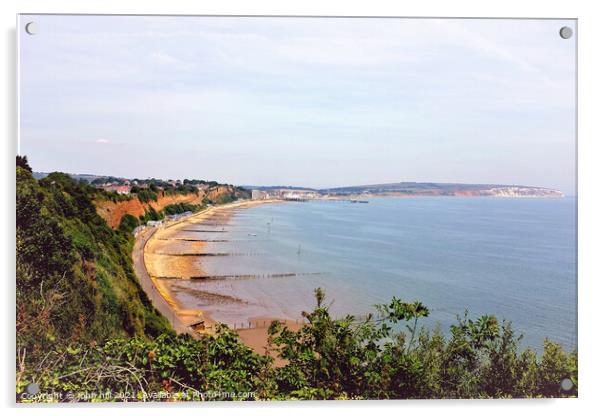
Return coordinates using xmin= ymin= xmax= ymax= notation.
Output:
xmin=142 ymin=199 xmax=301 ymax=355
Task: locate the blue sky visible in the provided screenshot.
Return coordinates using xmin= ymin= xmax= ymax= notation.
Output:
xmin=18 ymin=16 xmax=576 ymax=193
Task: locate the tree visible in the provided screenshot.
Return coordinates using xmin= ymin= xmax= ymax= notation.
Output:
xmin=267 ymin=289 xmax=577 ymax=399
xmin=16 ymin=155 xmax=32 ymax=172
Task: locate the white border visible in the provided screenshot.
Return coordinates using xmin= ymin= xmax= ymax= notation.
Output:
xmin=2 ymin=1 xmax=601 ymax=415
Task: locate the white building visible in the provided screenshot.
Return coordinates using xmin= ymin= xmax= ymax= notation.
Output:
xmin=251 ymin=189 xmax=267 ymax=200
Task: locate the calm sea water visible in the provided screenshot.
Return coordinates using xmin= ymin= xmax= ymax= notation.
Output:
xmin=177 ymin=197 xmax=577 ymax=350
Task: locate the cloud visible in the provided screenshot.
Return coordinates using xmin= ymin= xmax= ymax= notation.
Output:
xmin=95 ymin=139 xmax=110 ymax=144
xmin=150 ymin=51 xmax=190 ymax=68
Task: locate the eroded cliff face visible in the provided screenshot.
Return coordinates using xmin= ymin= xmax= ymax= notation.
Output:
xmin=95 ymin=192 xmax=204 ymax=228
xmin=483 ymin=187 xmax=564 ymax=198
xmin=94 ymin=185 xmax=250 ymax=228
xmin=205 ymin=185 xmax=241 ymax=201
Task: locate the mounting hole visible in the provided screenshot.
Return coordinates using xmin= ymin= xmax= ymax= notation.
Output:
xmin=25 ymin=22 xmax=38 ymax=35
xmin=559 ymin=26 xmax=573 ymax=39
xmin=25 ymin=383 xmax=40 ymax=395
xmin=560 ymin=378 xmax=574 ymax=391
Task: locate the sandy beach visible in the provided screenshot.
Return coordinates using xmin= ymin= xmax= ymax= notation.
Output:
xmin=140 ymin=199 xmax=300 ymax=355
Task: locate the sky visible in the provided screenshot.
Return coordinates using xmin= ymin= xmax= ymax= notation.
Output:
xmin=18 ymin=16 xmax=576 ymax=194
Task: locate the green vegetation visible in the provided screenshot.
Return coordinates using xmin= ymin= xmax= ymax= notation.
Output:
xmin=133 ymin=188 xmax=159 ymax=203
xmin=129 ymin=180 xmax=200 ymax=202
xmin=91 ymin=176 xmax=123 ymax=185
xmin=118 ymin=214 xmax=141 ymax=234
xmin=16 ymin=159 xmax=577 ymax=402
xmin=16 ymin=155 xmax=32 ymax=172
xmin=183 ymin=178 xmax=219 ymax=187
xmin=16 ymin=164 xmax=172 ymax=367
xmin=17 ymin=289 xmax=577 ymax=402
xmin=129 ymin=180 xmax=246 ymax=204
xmin=212 ymin=193 xmax=237 ymax=205
xmin=265 ymin=289 xmax=577 ymax=399
xmin=17 ymin=328 xmax=271 ymax=402
xmin=139 ymin=206 xmax=162 ymax=223
xmin=163 ymin=184 xmax=199 ymax=197
xmin=162 ymin=202 xmax=203 ymax=216
xmin=103 ymin=192 xmax=132 ymax=203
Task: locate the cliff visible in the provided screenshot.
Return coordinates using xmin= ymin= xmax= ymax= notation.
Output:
xmin=320 ymin=182 xmax=564 ymax=198
xmin=95 ymin=185 xmax=248 ymax=228
xmin=95 ymin=193 xmax=202 ymax=228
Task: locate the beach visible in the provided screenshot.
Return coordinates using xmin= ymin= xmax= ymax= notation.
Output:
xmin=139 ymin=199 xmax=300 ymax=355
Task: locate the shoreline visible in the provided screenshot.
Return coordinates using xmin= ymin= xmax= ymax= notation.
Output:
xmin=132 ymin=226 xmax=198 ymax=337
xmin=136 ymin=198 xmax=298 ymax=354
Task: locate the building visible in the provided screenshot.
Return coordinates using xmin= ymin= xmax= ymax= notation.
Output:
xmin=102 ymin=184 xmax=131 ymax=195
xmin=251 ymin=189 xmax=268 ymax=200
xmin=114 ymin=185 xmax=131 ymax=195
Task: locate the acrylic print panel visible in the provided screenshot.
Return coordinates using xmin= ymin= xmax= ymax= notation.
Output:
xmin=16 ymin=15 xmax=577 ymax=402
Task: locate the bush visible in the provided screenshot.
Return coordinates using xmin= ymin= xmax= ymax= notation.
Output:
xmin=16 ymin=289 xmax=577 ymax=402
xmin=137 ymin=189 xmax=158 ymax=203
xmin=17 ymin=166 xmax=171 ymax=368
xmin=163 ymin=203 xmax=203 ymax=216
xmin=118 ymin=214 xmax=140 ymax=234
xmin=17 ymin=329 xmax=273 ymax=402
xmin=266 ymin=289 xmax=577 ymax=400
xmin=140 ymin=207 xmax=163 ymax=223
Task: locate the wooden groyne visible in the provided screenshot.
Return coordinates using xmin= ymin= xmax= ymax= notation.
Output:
xmin=153 ymin=251 xmax=266 ymax=257
xmin=152 ymin=271 xmax=325 ymax=281
xmin=182 ymin=229 xmax=228 ymax=233
xmin=157 ymin=238 xmax=230 ymax=242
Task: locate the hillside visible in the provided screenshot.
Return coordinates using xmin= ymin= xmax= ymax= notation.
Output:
xmin=16 ymin=166 xmax=172 ymax=357
xmin=16 ymin=160 xmax=250 ymax=349
xmin=33 ymin=170 xmax=251 ymax=228
xmin=321 ymin=182 xmax=564 ymax=197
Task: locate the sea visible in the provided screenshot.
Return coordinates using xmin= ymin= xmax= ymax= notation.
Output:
xmin=171 ymin=196 xmax=577 ymax=351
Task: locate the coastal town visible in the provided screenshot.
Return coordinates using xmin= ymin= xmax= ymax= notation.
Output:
xmin=76 ymin=174 xmax=566 ymax=201
xmin=92 ymin=177 xmax=214 ymax=195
